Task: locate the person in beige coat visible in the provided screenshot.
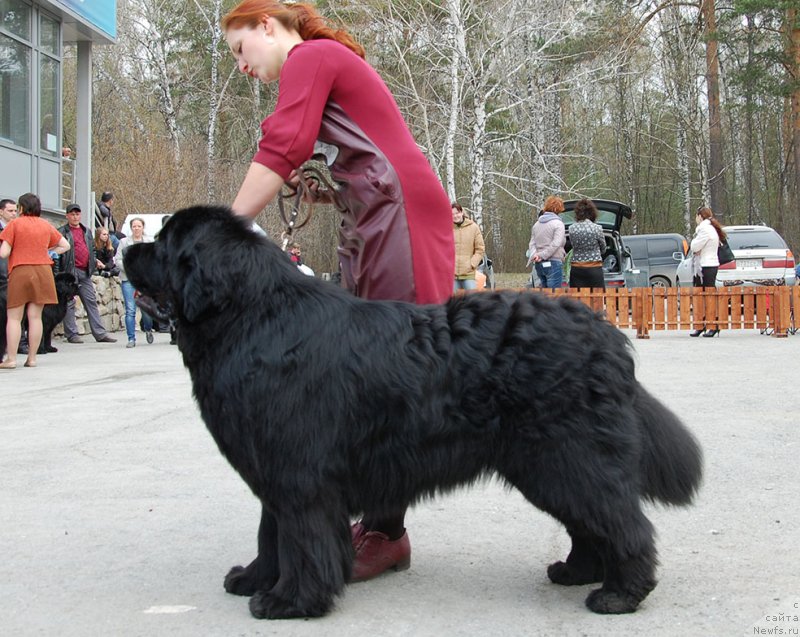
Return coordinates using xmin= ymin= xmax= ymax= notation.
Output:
xmin=452 ymin=202 xmax=486 ymax=291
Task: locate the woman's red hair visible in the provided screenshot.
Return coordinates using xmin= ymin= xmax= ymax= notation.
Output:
xmin=542 ymin=195 xmax=565 ymax=214
xmin=222 ymin=0 xmax=365 ymax=59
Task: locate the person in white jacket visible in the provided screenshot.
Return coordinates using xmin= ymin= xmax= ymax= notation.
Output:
xmin=115 ymin=218 xmax=155 ymax=348
xmin=689 ymin=207 xmax=726 ymax=337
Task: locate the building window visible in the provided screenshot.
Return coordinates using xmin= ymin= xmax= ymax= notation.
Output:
xmin=0 ymin=5 xmax=61 ymax=155
xmin=39 ymin=55 xmax=56 ymax=153
xmin=39 ymin=13 xmax=59 ymax=155
xmin=39 ymin=11 xmax=57 ymax=56
xmin=1 ymin=0 xmax=31 ymax=41
xmin=0 ymin=33 xmax=30 ymax=148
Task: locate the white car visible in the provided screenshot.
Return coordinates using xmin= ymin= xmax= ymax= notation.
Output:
xmin=676 ymin=225 xmax=796 ymax=287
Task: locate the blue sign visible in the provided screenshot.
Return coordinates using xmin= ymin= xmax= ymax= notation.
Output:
xmin=57 ymin=0 xmax=117 ymax=39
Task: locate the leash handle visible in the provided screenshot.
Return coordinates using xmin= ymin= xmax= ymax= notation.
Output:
xmin=277 ymin=164 xmax=348 ymax=251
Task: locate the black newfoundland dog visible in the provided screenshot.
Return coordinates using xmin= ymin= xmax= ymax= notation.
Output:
xmin=36 ymin=272 xmax=79 ymax=353
xmin=0 ymin=271 xmax=77 ymax=356
xmin=125 ymin=206 xmax=702 ymax=620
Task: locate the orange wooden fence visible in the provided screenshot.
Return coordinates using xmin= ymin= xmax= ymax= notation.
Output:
xmin=515 ymin=286 xmax=799 ymax=339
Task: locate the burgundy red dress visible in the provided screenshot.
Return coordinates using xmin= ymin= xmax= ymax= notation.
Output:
xmin=253 ymin=39 xmax=454 ymax=305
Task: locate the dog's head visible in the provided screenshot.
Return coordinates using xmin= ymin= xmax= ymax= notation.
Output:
xmin=125 ymin=205 xmax=285 ymax=325
xmin=54 ymin=272 xmax=78 ymax=300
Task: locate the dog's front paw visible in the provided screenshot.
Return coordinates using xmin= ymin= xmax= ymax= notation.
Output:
xmin=224 ymin=565 xmax=258 ymax=597
xmin=249 ymin=590 xmax=329 ymax=620
xmin=547 ymin=560 xmax=603 ymax=586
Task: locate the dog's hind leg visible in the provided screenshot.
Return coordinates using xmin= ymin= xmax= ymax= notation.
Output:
xmin=555 ymin=505 xmax=657 ymax=614
xmin=546 ymin=527 xmax=604 ymax=585
xmin=249 ymin=498 xmax=352 ymax=619
xmin=501 ymin=456 xmax=657 ymax=614
xmin=224 ymin=505 xmax=280 ymax=597
xmin=583 ymin=516 xmax=658 ymax=614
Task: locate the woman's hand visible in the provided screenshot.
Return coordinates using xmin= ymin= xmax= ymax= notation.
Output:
xmin=52 ymin=236 xmax=71 ymax=255
xmin=286 ymin=170 xmax=334 ymax=205
xmin=231 ymin=162 xmax=285 ymax=219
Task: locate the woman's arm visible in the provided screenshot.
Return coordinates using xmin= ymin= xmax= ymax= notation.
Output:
xmin=52 ymin=236 xmax=70 ymax=255
xmin=526 ymin=225 xmax=538 ymax=265
xmin=538 ymin=222 xmax=566 ymax=261
xmin=231 ymin=162 xmax=287 ymax=220
xmin=470 ymin=227 xmax=486 ymax=269
xmin=596 ymin=225 xmax=606 ymax=254
xmin=114 ymin=239 xmax=128 ymax=276
xmin=690 ymin=225 xmax=710 ymax=253
xmin=0 ymin=239 xmax=10 ymax=259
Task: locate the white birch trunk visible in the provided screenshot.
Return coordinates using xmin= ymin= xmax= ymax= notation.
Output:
xmin=445 ymin=0 xmax=465 ymax=201
xmin=469 ymin=92 xmax=486 ymax=230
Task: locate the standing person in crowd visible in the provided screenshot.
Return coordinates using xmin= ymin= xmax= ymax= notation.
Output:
xmin=452 ymin=202 xmax=485 ymax=292
xmin=527 ymin=195 xmax=566 ymax=290
xmin=567 ymin=198 xmax=606 ymax=289
xmin=0 ymin=198 xmax=18 ymax=285
xmin=1 ymin=197 xmax=30 ymax=354
xmin=97 ymin=192 xmax=119 ymax=250
xmin=57 ymin=204 xmax=117 ymax=344
xmin=0 ymin=193 xmax=70 ymax=368
xmin=221 ymin=0 xmax=453 ymax=584
xmin=0 ymin=198 xmax=16 ymax=229
xmin=288 ymin=242 xmax=303 ymax=265
xmin=288 ymin=242 xmax=314 ymax=276
xmin=689 ymin=206 xmax=725 ymax=338
xmin=115 ymin=217 xmax=154 ymax=348
xmin=94 ymin=227 xmax=120 ymax=277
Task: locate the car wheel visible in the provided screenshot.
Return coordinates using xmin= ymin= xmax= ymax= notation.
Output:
xmin=650 ymin=276 xmax=671 ymax=289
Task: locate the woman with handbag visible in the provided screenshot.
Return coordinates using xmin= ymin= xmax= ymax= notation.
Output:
xmin=689 ymin=206 xmax=726 ymax=337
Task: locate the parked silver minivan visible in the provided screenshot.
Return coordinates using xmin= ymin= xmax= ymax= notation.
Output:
xmin=622 ymin=233 xmax=688 ymax=288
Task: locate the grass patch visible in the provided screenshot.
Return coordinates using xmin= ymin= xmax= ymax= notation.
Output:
xmin=494 ymin=272 xmax=532 ymax=289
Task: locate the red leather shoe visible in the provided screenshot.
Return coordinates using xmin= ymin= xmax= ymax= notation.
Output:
xmin=350 ymin=522 xmax=411 ymax=582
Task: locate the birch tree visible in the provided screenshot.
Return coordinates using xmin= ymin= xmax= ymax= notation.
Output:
xmin=702 ymin=0 xmax=728 ymax=217
xmin=659 ymin=5 xmax=704 ymax=236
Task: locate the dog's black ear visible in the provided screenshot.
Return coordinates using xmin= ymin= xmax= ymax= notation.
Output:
xmin=175 ymin=249 xmax=227 ymax=323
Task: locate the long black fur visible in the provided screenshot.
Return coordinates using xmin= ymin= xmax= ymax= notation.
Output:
xmin=125 ymin=206 xmax=703 ymax=620
xmin=0 ymin=271 xmax=77 ymax=356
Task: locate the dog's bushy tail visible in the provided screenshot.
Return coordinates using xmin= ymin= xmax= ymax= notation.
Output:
xmin=635 ymin=385 xmax=703 ymax=506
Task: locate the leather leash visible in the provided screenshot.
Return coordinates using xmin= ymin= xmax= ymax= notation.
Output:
xmin=278 ymin=164 xmax=347 ymax=251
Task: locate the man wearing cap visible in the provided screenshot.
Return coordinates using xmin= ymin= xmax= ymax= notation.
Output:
xmin=57 ymin=204 xmax=117 ymax=344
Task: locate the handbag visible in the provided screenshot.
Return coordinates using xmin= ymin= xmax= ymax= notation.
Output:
xmin=718 ymin=240 xmax=735 ymax=265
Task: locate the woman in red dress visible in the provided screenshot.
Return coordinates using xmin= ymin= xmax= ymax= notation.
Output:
xmin=222 ymin=0 xmax=454 ymax=583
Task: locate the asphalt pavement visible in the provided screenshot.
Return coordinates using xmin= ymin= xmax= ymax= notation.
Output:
xmin=1 ymin=327 xmax=798 ymax=636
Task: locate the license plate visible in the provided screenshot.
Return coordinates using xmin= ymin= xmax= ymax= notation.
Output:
xmin=736 ymin=259 xmax=762 ymax=269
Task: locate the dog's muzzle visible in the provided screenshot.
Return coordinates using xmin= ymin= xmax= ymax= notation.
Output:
xmin=135 ymin=294 xmax=174 ymax=324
